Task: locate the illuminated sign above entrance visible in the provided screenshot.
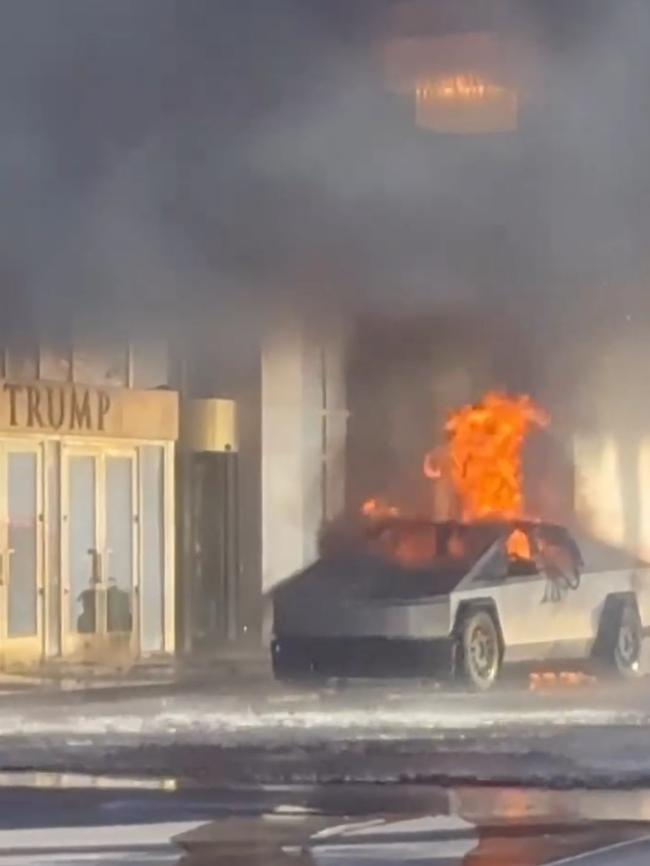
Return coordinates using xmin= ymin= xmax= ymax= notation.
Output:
xmin=0 ymin=380 xmax=178 ymax=441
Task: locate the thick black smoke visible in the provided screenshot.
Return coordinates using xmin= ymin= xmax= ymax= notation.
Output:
xmin=1 ymin=0 xmax=650 ymax=350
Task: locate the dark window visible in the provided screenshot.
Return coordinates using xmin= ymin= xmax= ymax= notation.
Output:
xmin=507 ymin=556 xmax=539 ymax=578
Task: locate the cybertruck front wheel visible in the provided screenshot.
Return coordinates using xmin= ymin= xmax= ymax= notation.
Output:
xmin=593 ymin=597 xmax=643 ymax=680
xmin=608 ymin=602 xmax=642 ymax=679
xmin=457 ymin=610 xmax=502 ymax=691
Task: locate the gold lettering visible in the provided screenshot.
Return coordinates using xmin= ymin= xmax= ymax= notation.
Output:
xmin=46 ymin=386 xmax=65 ymax=429
xmin=0 ymin=380 xmax=174 ymax=439
xmin=97 ymin=390 xmax=111 ymax=432
xmin=70 ymin=388 xmax=91 ymax=430
xmin=3 ymin=383 xmax=22 ymax=426
xmin=26 ymin=385 xmax=44 ymax=427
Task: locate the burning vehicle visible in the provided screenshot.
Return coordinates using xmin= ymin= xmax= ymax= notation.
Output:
xmin=271 ymin=516 xmax=650 ymax=689
xmin=271 ymin=393 xmax=650 ymax=689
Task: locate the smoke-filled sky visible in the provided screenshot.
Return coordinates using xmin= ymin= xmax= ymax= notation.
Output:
xmin=2 ymin=0 xmax=650 ymax=343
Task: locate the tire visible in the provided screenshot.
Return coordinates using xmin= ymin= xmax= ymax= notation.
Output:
xmin=610 ymin=603 xmax=643 ymax=679
xmin=457 ymin=610 xmax=502 ymax=691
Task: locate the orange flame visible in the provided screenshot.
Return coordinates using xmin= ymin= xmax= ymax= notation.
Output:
xmin=506 ymin=527 xmax=531 ymax=560
xmin=438 ymin=391 xmax=549 ymax=521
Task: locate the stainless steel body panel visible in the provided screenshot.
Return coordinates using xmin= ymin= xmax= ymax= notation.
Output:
xmin=272 ymin=519 xmax=650 ymax=675
xmin=276 ymin=568 xmax=650 ymax=651
xmin=452 ymin=567 xmax=650 ymax=663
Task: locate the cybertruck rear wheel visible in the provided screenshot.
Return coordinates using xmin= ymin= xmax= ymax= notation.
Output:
xmin=457 ymin=610 xmax=502 ymax=691
xmin=611 ymin=603 xmax=642 ymax=679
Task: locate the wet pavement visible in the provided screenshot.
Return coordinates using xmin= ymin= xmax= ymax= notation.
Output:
xmin=1 ymin=681 xmax=650 ymax=861
xmin=171 ymin=785 xmax=650 ymax=864
xmin=2 ymin=679 xmax=650 ymax=788
xmin=0 ymin=775 xmax=650 ymax=863
xmin=1 ymin=675 xmax=650 ymax=734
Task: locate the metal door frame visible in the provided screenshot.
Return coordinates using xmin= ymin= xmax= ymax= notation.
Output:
xmin=0 ymin=439 xmax=45 ymax=664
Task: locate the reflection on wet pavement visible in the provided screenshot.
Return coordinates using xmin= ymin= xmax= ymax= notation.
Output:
xmin=0 ymin=770 xmax=177 ymax=791
xmin=173 ymin=785 xmax=650 ymax=865
xmin=175 ymin=817 xmax=650 ymax=865
xmin=1 ymin=775 xmax=650 ymax=864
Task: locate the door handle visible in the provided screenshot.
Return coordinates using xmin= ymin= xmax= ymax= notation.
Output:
xmin=87 ymin=548 xmax=102 ymax=584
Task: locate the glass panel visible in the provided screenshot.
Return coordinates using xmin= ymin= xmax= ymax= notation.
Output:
xmin=68 ymin=456 xmax=96 ymax=634
xmin=105 ymin=456 xmax=133 ymax=633
xmin=7 ymin=452 xmax=38 ymax=637
xmin=140 ymin=446 xmax=164 ymax=652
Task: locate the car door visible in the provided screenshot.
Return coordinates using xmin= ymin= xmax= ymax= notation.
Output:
xmin=490 ymin=528 xmax=560 ymax=662
xmin=459 ymin=527 xmax=588 ymax=664
xmin=531 ymin=528 xmax=594 ymax=660
xmin=499 ymin=527 xmax=590 ymax=662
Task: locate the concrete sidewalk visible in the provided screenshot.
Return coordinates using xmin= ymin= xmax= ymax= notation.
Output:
xmin=0 ymin=645 xmax=272 ymax=702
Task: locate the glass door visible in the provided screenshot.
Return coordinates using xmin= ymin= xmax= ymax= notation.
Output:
xmin=62 ymin=447 xmax=137 ymax=659
xmin=66 ymin=452 xmax=100 ymax=638
xmin=105 ymin=455 xmax=135 ymax=635
xmin=0 ymin=443 xmax=44 ymax=662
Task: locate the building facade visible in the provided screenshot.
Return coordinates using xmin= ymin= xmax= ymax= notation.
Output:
xmin=0 ymin=342 xmax=177 ymax=670
xmin=174 ymin=314 xmax=348 ymax=653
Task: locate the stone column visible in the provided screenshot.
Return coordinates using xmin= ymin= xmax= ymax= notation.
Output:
xmin=261 ymin=317 xmax=347 ymax=593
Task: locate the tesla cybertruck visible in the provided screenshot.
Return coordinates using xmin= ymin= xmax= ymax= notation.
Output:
xmin=271 ymin=518 xmax=650 ymax=689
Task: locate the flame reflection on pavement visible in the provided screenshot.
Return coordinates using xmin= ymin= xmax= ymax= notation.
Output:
xmin=174 ymin=785 xmax=650 ymax=865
